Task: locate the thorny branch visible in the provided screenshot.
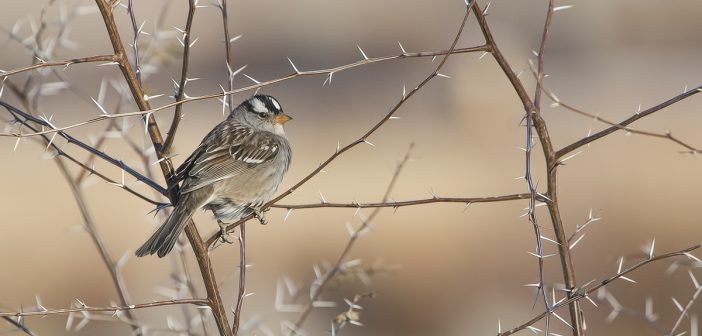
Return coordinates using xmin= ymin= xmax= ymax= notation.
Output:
xmin=498 ymin=244 xmax=702 ymax=336
xmin=0 ymin=45 xmax=488 ymax=139
xmin=471 ymin=1 xmax=584 ymax=333
xmin=0 ymin=299 xmax=209 ymax=318
xmin=163 ymin=0 xmax=196 ymax=153
xmin=272 ymin=193 xmax=534 ymax=210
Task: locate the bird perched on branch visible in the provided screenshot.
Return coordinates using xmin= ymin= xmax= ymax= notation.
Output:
xmin=136 ymin=95 xmax=293 ymax=257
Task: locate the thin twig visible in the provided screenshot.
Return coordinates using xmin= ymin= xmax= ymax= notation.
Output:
xmin=556 ymin=85 xmax=702 ymax=159
xmin=0 ymin=101 xmax=167 ymax=195
xmin=0 ymin=55 xmax=118 ymax=78
xmin=0 ymin=299 xmax=209 ymax=318
xmin=163 ymin=0 xmax=196 ymax=153
xmin=539 ymin=85 xmax=702 ymax=156
xmin=273 ymin=193 xmax=532 ymax=210
xmin=232 ymin=224 xmax=247 ymax=334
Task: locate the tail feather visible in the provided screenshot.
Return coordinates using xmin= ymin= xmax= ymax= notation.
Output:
xmin=136 ymin=194 xmax=198 ymax=258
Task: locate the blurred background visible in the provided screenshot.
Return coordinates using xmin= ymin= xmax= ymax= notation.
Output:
xmin=1 ymin=0 xmax=702 ymax=335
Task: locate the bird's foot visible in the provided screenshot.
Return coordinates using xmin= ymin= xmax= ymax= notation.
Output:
xmin=217 ymin=220 xmax=235 ymax=244
xmin=253 ymin=209 xmax=269 ymax=225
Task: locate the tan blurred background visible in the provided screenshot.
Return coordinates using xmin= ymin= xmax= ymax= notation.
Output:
xmin=2 ymin=0 xmax=702 ymax=335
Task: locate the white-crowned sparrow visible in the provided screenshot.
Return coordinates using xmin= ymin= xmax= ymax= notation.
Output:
xmin=136 ymin=95 xmax=292 ymax=257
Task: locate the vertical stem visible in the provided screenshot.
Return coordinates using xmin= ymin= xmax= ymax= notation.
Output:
xmin=471 ymin=2 xmax=582 ymax=334
xmin=94 ymin=2 xmax=233 ymax=335
xmin=231 ymin=223 xmax=246 ymax=335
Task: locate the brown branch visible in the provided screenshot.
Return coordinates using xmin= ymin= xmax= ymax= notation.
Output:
xmin=272 ymin=193 xmax=532 ymax=210
xmin=93 ymin=1 xmax=232 ymax=335
xmin=0 ymin=299 xmax=209 ymax=318
xmin=163 ymin=0 xmax=196 ymax=153
xmin=0 ymin=55 xmax=118 ymax=78
xmin=207 ymin=4 xmax=475 ymax=248
xmin=499 ymin=244 xmax=702 ymax=335
xmin=471 ymin=1 xmax=583 ymax=333
xmin=554 ymin=85 xmax=702 ymax=159
xmin=0 ymin=45 xmax=488 ymax=139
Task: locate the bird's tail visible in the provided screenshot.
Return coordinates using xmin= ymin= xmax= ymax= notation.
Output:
xmin=135 ymin=193 xmax=198 ymax=258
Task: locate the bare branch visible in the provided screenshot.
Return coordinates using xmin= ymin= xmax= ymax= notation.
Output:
xmin=0 ymin=299 xmax=209 ymax=318
xmin=554 ymin=85 xmax=702 ymax=159
xmin=0 ymin=55 xmax=118 ymax=78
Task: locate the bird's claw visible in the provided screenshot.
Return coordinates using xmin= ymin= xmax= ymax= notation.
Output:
xmin=254 ymin=209 xmax=268 ymax=225
xmin=217 ymin=220 xmax=234 ymax=244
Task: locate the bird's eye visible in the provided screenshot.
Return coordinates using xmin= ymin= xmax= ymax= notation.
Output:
xmin=257 ymin=112 xmax=267 ymax=119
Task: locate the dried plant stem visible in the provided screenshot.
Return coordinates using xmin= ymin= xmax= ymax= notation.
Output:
xmin=0 ymin=55 xmax=118 ymax=78
xmin=556 ymin=85 xmax=702 ymax=159
xmin=541 ymin=86 xmax=702 ymax=154
xmin=499 ymin=244 xmax=701 ymax=335
xmin=471 ymin=1 xmax=582 ymax=333
xmin=94 ymin=1 xmax=232 ymax=335
xmin=163 ymin=0 xmax=196 ymax=153
xmin=0 ymin=299 xmax=209 ymax=318
xmin=273 ymin=193 xmax=533 ymax=210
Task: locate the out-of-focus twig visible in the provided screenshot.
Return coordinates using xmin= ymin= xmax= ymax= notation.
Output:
xmin=292 ymin=144 xmax=415 ymax=332
xmin=0 ymin=299 xmax=209 ymax=318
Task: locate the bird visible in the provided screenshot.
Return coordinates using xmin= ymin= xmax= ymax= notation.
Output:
xmin=136 ymin=94 xmax=293 ymax=257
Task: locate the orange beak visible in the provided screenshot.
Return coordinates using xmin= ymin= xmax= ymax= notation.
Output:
xmin=274 ymin=113 xmax=293 ymax=124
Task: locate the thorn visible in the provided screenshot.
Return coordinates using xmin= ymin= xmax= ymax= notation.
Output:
xmin=362 ymin=139 xmax=375 ymax=147
xmin=283 ymin=209 xmax=293 ymax=223
xmin=243 ymin=74 xmax=260 ymax=84
xmin=436 ymin=72 xmax=451 ymax=79
xmin=357 ymin=45 xmax=369 ymax=60
xmin=553 ymin=5 xmax=573 ymax=12
xmin=287 ymin=57 xmax=300 ymax=73
xmin=90 ymin=97 xmax=109 ymax=115
xmin=398 ymin=41 xmax=406 ymax=54
xmin=229 ymin=34 xmax=242 ymax=43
